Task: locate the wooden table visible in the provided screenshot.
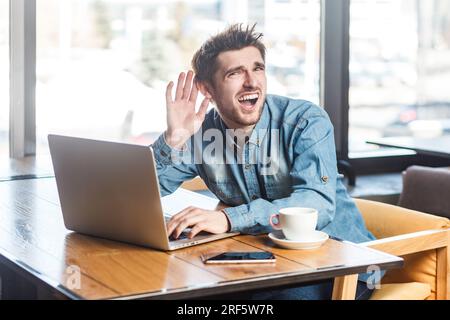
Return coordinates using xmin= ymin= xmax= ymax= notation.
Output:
xmin=0 ymin=177 xmax=403 ymax=300
xmin=0 ymin=155 xmax=54 ymax=181
xmin=367 ymin=135 xmax=450 ymax=159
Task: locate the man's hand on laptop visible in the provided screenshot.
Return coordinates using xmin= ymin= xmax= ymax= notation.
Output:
xmin=167 ymin=207 xmax=231 ymax=239
xmin=165 ymin=70 xmax=210 ymax=150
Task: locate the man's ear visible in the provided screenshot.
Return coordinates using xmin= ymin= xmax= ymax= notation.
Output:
xmin=195 ymin=80 xmax=213 ymax=99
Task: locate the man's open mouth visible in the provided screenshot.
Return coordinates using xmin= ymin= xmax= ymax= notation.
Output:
xmin=237 ymin=93 xmax=259 ymax=109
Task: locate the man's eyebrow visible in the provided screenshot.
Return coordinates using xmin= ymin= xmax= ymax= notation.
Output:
xmin=224 ymin=62 xmax=265 ymax=75
xmin=224 ymin=65 xmax=244 ymax=75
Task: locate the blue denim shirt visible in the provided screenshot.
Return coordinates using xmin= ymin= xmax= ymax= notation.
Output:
xmin=152 ymin=94 xmax=376 ymax=244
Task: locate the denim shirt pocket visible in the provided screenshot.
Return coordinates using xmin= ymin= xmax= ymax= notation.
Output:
xmin=264 ymin=181 xmax=291 ymax=201
xmin=208 ymin=180 xmax=245 ymax=206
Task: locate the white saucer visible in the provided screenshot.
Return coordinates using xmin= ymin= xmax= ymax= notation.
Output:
xmin=268 ymin=230 xmax=329 ymax=250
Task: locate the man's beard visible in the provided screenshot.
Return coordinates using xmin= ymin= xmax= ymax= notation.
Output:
xmin=217 ymin=101 xmax=264 ymax=128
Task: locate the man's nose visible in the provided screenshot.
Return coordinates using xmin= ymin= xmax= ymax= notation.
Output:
xmin=243 ymin=71 xmax=257 ymax=88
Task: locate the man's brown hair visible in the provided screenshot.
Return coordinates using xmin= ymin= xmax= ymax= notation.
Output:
xmin=191 ymin=23 xmax=266 ymax=86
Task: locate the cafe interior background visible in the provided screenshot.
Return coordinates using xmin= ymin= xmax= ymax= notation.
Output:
xmin=1 ymin=0 xmax=450 ymax=300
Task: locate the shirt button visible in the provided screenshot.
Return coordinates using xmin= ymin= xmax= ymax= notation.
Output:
xmin=160 ymin=150 xmax=167 ymax=157
xmin=252 ymin=195 xmax=258 ymax=200
xmin=321 ymin=176 xmax=329 ymax=183
xmin=245 ymin=164 xmax=251 ymax=170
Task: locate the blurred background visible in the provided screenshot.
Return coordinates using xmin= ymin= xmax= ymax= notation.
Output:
xmin=1 ymin=0 xmax=450 ymax=159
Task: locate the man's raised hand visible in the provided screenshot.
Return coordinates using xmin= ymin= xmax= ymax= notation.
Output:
xmin=165 ymin=71 xmax=210 ymax=149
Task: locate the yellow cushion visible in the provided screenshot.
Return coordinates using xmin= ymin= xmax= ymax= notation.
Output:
xmin=354 ymin=199 xmax=450 ymax=300
xmin=370 ymin=282 xmax=431 ymax=300
xmin=380 ymin=251 xmax=439 ymax=300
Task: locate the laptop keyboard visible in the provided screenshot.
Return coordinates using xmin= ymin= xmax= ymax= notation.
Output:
xmin=165 ymin=214 xmax=212 ymax=241
xmin=165 ymin=215 xmax=190 ymax=241
xmin=169 ymin=232 xmax=189 ymax=241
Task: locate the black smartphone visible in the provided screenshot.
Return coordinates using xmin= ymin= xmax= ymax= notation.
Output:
xmin=203 ymin=251 xmax=276 ymax=264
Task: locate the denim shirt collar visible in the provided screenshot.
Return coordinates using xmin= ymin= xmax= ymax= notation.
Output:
xmin=248 ymin=100 xmax=270 ymax=146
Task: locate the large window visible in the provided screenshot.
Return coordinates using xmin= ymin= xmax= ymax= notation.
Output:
xmin=349 ymin=0 xmax=450 ymax=156
xmin=0 ymin=1 xmax=9 ymax=157
xmin=36 ymin=0 xmax=320 ymax=154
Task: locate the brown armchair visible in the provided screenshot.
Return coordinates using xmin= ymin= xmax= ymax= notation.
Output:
xmin=355 ymin=198 xmax=450 ymax=300
xmin=398 ymin=165 xmax=450 ymax=219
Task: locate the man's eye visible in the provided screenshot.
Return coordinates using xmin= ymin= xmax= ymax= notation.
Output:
xmin=255 ymin=66 xmax=265 ymax=71
xmin=228 ymin=71 xmax=239 ymax=77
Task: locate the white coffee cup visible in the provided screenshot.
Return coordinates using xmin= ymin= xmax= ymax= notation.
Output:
xmin=269 ymin=207 xmax=318 ymax=241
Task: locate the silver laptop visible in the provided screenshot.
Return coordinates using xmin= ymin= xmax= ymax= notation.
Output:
xmin=48 ymin=134 xmax=238 ymax=251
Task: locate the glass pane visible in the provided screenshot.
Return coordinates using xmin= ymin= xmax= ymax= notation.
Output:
xmin=36 ymin=0 xmax=320 ymax=154
xmin=349 ymin=0 xmax=450 ymax=156
xmin=0 ymin=1 xmax=9 ymax=157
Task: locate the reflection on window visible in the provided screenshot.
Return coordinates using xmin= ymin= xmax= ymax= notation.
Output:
xmin=349 ymin=0 xmax=450 ymax=156
xmin=36 ymin=0 xmax=320 ymax=154
xmin=0 ymin=1 xmax=9 ymax=157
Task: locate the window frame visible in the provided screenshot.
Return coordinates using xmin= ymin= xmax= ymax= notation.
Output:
xmin=9 ymin=0 xmax=450 ymax=173
xmin=9 ymin=0 xmax=35 ymax=158
xmin=321 ymin=0 xmax=450 ymax=174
